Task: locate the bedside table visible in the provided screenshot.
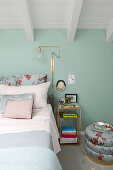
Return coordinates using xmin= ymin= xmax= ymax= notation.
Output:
xmin=57 ymin=103 xmax=81 ymax=145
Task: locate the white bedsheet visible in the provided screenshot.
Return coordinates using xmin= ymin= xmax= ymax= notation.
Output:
xmin=0 ymin=104 xmax=61 ymax=154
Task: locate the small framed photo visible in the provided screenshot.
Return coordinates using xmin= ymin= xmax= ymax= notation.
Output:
xmin=65 ymin=94 xmax=77 ymax=103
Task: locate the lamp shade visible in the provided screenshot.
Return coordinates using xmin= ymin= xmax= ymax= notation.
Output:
xmin=36 ymin=51 xmax=43 ymax=60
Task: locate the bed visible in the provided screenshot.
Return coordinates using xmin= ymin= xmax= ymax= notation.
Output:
xmin=0 ymin=75 xmax=62 ymax=170
xmin=0 ymin=104 xmax=61 ymax=170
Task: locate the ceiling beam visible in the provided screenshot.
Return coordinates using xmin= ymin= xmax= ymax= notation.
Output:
xmin=68 ymin=0 xmax=83 ymax=42
xmin=19 ymin=0 xmax=34 ymax=42
xmin=106 ymin=19 xmax=113 ymax=42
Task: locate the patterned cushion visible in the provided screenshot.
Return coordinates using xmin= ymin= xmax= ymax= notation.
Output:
xmin=0 ymin=76 xmax=16 ymax=86
xmin=16 ymin=74 xmax=47 ymax=86
xmin=85 ymin=124 xmax=113 ymax=162
xmin=85 ymin=143 xmax=113 ymax=162
xmin=85 ymin=137 xmax=113 ymax=155
xmin=0 ymin=93 xmax=34 ymax=114
xmin=85 ymin=125 xmax=113 ymax=147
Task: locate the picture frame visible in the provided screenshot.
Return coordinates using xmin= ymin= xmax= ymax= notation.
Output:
xmin=65 ymin=94 xmax=77 ymax=103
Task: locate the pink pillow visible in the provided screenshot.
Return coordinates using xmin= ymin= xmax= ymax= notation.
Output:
xmin=3 ymin=100 xmax=33 ymax=119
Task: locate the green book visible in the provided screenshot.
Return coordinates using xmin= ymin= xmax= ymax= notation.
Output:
xmin=63 ymin=115 xmax=77 ymax=118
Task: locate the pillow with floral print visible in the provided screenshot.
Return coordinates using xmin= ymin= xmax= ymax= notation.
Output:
xmin=16 ymin=74 xmax=47 ymax=86
xmin=0 ymin=76 xmax=16 ymax=86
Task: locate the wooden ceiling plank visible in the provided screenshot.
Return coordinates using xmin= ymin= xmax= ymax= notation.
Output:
xmin=19 ymin=0 xmax=34 ymax=42
xmin=68 ymin=0 xmax=83 ymax=42
xmin=106 ymin=19 xmax=113 ymax=42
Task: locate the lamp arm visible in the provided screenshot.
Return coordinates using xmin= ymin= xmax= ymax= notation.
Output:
xmin=37 ymin=45 xmax=61 ymax=96
xmin=38 ymin=46 xmax=60 ymax=58
xmin=52 ymin=52 xmax=60 ymax=58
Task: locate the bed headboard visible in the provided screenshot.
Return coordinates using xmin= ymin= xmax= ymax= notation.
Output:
xmin=48 ymin=95 xmax=54 ymax=113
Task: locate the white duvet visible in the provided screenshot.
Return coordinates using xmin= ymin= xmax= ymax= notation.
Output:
xmin=0 ymin=104 xmax=61 ymax=154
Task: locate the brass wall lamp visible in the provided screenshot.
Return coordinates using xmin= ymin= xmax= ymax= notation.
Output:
xmin=37 ymin=46 xmax=60 ymax=89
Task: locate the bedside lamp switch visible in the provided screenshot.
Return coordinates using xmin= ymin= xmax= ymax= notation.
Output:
xmin=68 ymin=75 xmax=75 ymax=84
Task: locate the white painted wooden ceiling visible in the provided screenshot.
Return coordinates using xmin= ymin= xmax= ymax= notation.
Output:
xmin=0 ymin=0 xmax=113 ymax=42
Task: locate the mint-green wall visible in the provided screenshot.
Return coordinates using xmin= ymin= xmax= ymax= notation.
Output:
xmin=0 ymin=29 xmax=113 ymax=130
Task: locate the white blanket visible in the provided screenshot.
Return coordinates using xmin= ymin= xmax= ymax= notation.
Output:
xmin=0 ymin=104 xmax=61 ymax=154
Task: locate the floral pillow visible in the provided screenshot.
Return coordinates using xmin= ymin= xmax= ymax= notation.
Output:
xmin=16 ymin=74 xmax=47 ymax=86
xmin=0 ymin=76 xmax=16 ymax=86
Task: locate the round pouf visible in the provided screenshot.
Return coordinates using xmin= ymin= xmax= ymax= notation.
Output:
xmin=85 ymin=125 xmax=113 ymax=165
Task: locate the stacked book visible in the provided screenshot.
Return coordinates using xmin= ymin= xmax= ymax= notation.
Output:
xmin=60 ymin=127 xmax=77 ymax=144
xmin=63 ymin=113 xmax=77 ymax=118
